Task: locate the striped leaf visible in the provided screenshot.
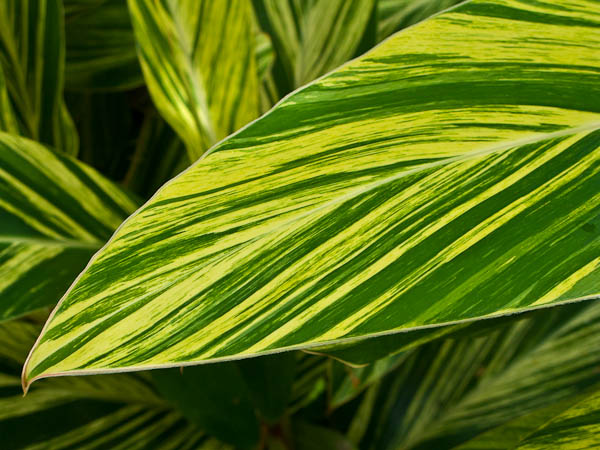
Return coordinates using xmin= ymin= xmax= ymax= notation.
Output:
xmin=252 ymin=0 xmax=376 ymax=95
xmin=128 ymin=0 xmax=260 ymax=161
xmin=0 ymin=0 xmax=78 ymax=155
xmin=64 ymin=0 xmax=143 ymax=91
xmin=23 ymin=0 xmax=600 ymax=387
xmin=0 ymin=319 xmax=230 ymax=450
xmin=0 ymin=132 xmax=137 ymax=322
xmin=347 ymin=301 xmax=600 ymax=448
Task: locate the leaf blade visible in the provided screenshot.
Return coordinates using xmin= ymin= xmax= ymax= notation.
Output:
xmin=128 ymin=0 xmax=260 ymax=161
xmin=23 ymin=0 xmax=600 ymax=385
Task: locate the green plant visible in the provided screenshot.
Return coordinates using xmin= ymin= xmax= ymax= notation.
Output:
xmin=1 ymin=0 xmax=600 ymax=448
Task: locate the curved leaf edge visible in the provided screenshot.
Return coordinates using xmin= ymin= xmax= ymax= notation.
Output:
xmin=22 ymin=293 xmax=600 ymax=392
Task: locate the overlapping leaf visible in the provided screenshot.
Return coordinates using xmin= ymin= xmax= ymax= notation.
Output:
xmin=23 ymin=0 xmax=600 ymax=386
xmin=0 ymin=133 xmax=137 ymax=322
xmin=346 ymin=301 xmax=600 ymax=448
xmin=0 ymin=0 xmax=78 ymax=154
xmin=128 ymin=0 xmax=260 ymax=161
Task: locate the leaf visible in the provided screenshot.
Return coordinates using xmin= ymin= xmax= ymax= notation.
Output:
xmin=0 ymin=132 xmax=137 ymax=322
xmin=0 ymin=66 xmax=19 ymax=134
xmin=348 ymin=301 xmax=600 ymax=449
xmin=23 ymin=0 xmax=600 ymax=386
xmin=151 ymin=365 xmax=260 ymax=449
xmin=128 ymin=0 xmax=260 ymax=161
xmin=63 ymin=0 xmax=144 ymax=91
xmin=252 ymin=0 xmax=376 ymax=94
xmin=377 ymin=0 xmax=466 ymax=41
xmin=0 ymin=0 xmax=78 ymax=155
xmin=0 ymin=319 xmax=230 ymax=450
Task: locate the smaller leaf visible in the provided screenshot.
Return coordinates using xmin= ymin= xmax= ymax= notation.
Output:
xmin=128 ymin=0 xmax=260 ymax=160
xmin=376 ymin=0 xmax=464 ymax=41
xmin=253 ymin=0 xmax=376 ymax=94
xmin=0 ymin=132 xmax=137 ymax=322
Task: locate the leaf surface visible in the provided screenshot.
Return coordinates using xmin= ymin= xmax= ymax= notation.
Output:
xmin=0 ymin=133 xmax=137 ymax=322
xmin=23 ymin=0 xmax=600 ymax=385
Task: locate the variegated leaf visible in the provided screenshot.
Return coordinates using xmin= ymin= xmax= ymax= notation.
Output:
xmin=0 ymin=132 xmax=137 ymax=322
xmin=24 ymin=0 xmax=600 ymax=387
xmin=128 ymin=0 xmax=260 ymax=161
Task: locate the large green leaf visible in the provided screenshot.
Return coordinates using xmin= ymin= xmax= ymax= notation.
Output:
xmin=63 ymin=0 xmax=143 ymax=91
xmin=252 ymin=0 xmax=376 ymax=95
xmin=0 ymin=132 xmax=137 ymax=322
xmin=0 ymin=0 xmax=78 ymax=155
xmin=0 ymin=319 xmax=229 ymax=450
xmin=23 ymin=0 xmax=600 ymax=386
xmin=128 ymin=0 xmax=260 ymax=161
xmin=346 ymin=301 xmax=600 ymax=448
